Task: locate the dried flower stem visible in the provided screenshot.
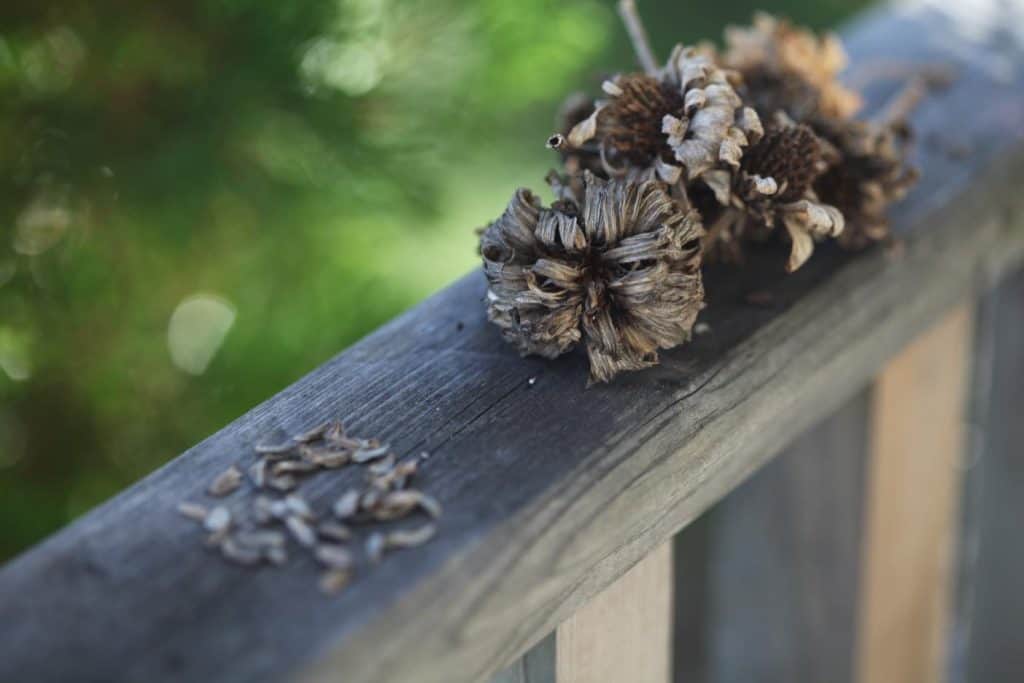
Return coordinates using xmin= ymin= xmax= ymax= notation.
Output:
xmin=618 ymin=0 xmax=658 ymax=76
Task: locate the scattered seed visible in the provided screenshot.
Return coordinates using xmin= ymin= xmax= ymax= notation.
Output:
xmin=528 ymin=377 xmax=536 ymax=386
xmin=366 ymin=533 xmax=386 ymax=564
xmin=284 ymin=494 xmax=315 ymax=520
xmin=294 ymin=421 xmax=332 ymax=443
xmin=694 ymin=322 xmax=711 ymax=335
xmin=416 ymin=492 xmax=442 ymax=519
xmin=248 ymin=460 xmax=267 ymax=488
xmin=285 ymin=516 xmax=317 ymax=548
xmin=221 ymin=538 xmax=263 ymax=565
xmin=318 ymin=521 xmax=353 ymax=542
xmin=204 ymin=506 xmax=231 ymax=533
xmin=319 ymin=569 xmax=352 ymax=595
xmin=386 ymin=523 xmax=437 ymax=549
xmin=314 ymin=450 xmax=351 ymax=469
xmin=265 ymin=546 xmax=288 ymax=566
xmin=178 ymin=501 xmax=208 ymax=522
xmin=360 ymin=489 xmax=383 ymax=511
xmin=253 ymin=496 xmax=274 ymax=524
xmin=254 ymin=441 xmax=295 ymax=456
xmin=266 ymin=498 xmax=290 ymax=520
xmin=314 ymin=544 xmax=354 ymax=570
xmin=234 ymin=530 xmax=286 ymax=549
xmin=323 ymin=420 xmax=346 ymax=443
xmin=352 ymin=445 xmax=391 ymax=464
xmin=333 ymin=490 xmax=361 ymax=519
xmin=372 ymin=490 xmax=422 ymax=521
xmin=368 ymin=453 xmax=396 ymax=476
xmin=272 ymin=459 xmax=317 ymax=476
xmin=267 ymin=474 xmax=298 ymax=492
xmin=208 ymin=465 xmax=243 ymax=497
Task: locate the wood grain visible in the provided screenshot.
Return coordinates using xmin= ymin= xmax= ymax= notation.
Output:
xmin=557 ymin=543 xmax=672 ymax=683
xmin=855 ymin=305 xmax=972 ymax=683
xmin=1 ymin=3 xmax=1023 ymax=683
xmin=676 ymin=390 xmax=870 ymax=683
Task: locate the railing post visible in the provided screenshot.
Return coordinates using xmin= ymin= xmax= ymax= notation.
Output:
xmin=855 ymin=305 xmax=973 ymax=683
xmin=556 ymin=542 xmax=673 ymax=683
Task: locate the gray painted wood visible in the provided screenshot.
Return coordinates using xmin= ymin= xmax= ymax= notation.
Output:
xmin=2 ymin=3 xmax=1024 ymax=683
xmin=950 ymin=269 xmax=1024 ymax=683
xmin=673 ymin=391 xmax=870 ymax=683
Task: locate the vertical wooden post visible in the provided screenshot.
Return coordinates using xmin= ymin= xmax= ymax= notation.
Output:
xmin=673 ymin=390 xmax=871 ymax=683
xmin=856 ymin=304 xmax=973 ymax=683
xmin=556 ymin=542 xmax=673 ymax=683
xmin=957 ymin=271 xmax=1024 ymax=682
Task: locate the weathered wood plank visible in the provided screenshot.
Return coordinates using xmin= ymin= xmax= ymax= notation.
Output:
xmin=952 ymin=269 xmax=1024 ymax=683
xmin=1 ymin=3 xmax=1024 ymax=683
xmin=675 ymin=390 xmax=870 ymax=683
xmin=556 ymin=542 xmax=672 ymax=683
xmin=855 ymin=305 xmax=972 ymax=683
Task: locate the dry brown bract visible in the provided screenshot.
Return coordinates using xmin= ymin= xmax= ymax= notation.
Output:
xmin=480 ymin=172 xmax=705 ymax=383
xmin=556 ymin=46 xmax=761 ymax=184
xmin=701 ymin=115 xmax=844 ymax=271
xmin=721 ymin=12 xmax=862 ymax=122
xmin=813 ymin=116 xmax=918 ymax=249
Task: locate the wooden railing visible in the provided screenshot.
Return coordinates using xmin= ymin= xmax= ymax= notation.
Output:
xmin=3 ymin=1 xmax=1024 ymax=682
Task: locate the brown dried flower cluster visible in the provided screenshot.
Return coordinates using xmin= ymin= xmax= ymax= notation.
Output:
xmin=479 ymin=2 xmax=921 ymax=382
xmin=481 ymin=173 xmax=704 ymax=384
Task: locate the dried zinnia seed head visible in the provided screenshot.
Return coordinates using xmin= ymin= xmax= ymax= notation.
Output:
xmin=558 ymin=46 xmax=761 ymax=184
xmin=698 ymin=115 xmax=844 ymax=272
xmin=480 ymin=172 xmax=705 ymax=383
xmin=814 ymin=117 xmax=918 ymax=250
xmin=721 ymin=12 xmax=862 ymax=122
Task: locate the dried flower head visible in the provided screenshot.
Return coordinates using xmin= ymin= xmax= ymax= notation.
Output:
xmin=700 ymin=115 xmax=844 ymax=271
xmin=721 ymin=13 xmax=862 ymax=122
xmin=554 ymin=46 xmax=762 ymax=184
xmin=480 ymin=172 xmax=705 ymax=383
xmin=814 ymin=117 xmax=918 ymax=249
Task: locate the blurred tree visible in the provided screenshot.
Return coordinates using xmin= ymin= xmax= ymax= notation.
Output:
xmin=0 ymin=0 xmax=868 ymax=559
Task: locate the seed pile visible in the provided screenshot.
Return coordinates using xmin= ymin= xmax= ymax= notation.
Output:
xmin=178 ymin=420 xmax=440 ymax=595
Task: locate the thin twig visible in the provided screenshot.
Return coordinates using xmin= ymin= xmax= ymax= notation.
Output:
xmin=870 ymin=65 xmax=955 ymax=125
xmin=618 ymin=0 xmax=658 ymax=76
xmin=875 ymin=77 xmax=928 ymax=126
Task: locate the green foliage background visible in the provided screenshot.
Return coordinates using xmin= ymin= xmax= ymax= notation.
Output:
xmin=0 ymin=0 xmax=867 ymax=559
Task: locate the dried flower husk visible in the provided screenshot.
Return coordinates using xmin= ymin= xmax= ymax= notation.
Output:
xmin=721 ymin=13 xmax=862 ymax=122
xmin=480 ymin=172 xmax=705 ymax=383
xmin=813 ymin=116 xmax=918 ymax=250
xmin=699 ymin=115 xmax=844 ymax=271
xmin=555 ymin=46 xmax=762 ymax=185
